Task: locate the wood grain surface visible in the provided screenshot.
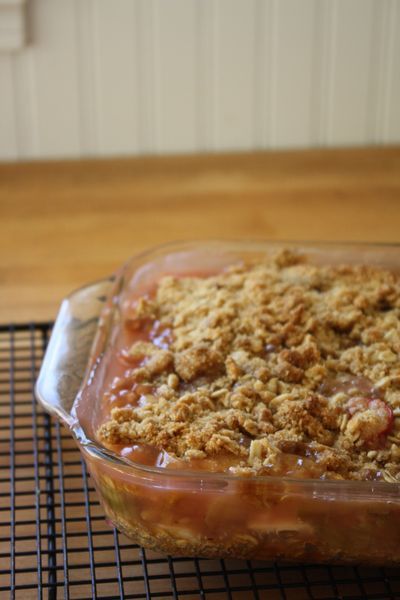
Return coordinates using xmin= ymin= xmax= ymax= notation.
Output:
xmin=1 ymin=147 xmax=400 ymax=323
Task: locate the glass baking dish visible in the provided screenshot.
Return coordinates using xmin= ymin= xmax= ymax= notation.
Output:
xmin=36 ymin=240 xmax=400 ymax=564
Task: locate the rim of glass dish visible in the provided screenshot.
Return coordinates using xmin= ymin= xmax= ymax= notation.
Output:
xmin=71 ymin=239 xmax=400 ymax=492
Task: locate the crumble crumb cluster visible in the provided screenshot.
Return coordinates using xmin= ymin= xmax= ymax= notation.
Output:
xmin=97 ymin=250 xmax=400 ymax=481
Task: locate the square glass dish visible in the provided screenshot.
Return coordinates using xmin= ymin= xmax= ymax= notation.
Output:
xmin=36 ymin=241 xmax=400 ymax=564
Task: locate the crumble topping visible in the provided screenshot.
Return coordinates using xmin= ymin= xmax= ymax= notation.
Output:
xmin=98 ymin=250 xmax=400 ymax=481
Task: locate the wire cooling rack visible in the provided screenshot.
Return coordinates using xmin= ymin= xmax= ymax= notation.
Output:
xmin=1 ymin=323 xmax=400 ymax=600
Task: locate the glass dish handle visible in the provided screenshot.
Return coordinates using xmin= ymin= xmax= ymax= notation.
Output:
xmin=35 ymin=278 xmax=114 ymax=427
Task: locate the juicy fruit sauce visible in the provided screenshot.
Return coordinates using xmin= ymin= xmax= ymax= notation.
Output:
xmin=98 ymin=311 xmax=248 ymax=473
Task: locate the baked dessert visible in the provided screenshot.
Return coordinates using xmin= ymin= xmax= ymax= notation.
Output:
xmin=44 ymin=243 xmax=398 ymax=564
xmin=97 ymin=249 xmax=400 ymax=483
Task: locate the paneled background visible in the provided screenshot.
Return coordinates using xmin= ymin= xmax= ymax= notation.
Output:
xmin=0 ymin=0 xmax=399 ymax=161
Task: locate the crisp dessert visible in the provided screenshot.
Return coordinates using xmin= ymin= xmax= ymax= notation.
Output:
xmin=69 ymin=247 xmax=400 ymax=563
xmin=97 ymin=249 xmax=400 ymax=483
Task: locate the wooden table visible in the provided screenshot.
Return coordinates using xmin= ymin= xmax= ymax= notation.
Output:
xmin=1 ymin=146 xmax=400 ymax=323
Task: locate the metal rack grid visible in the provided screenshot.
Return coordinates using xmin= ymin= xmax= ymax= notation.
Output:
xmin=1 ymin=322 xmax=400 ymax=600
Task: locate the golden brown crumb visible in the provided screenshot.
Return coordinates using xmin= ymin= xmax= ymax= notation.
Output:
xmin=98 ymin=249 xmax=400 ymax=481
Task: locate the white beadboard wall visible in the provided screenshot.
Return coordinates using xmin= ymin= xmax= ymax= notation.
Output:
xmin=0 ymin=0 xmax=400 ymax=160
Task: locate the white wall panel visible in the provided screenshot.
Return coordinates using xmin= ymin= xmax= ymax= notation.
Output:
xmin=0 ymin=56 xmax=17 ymax=159
xmin=76 ymin=0 xmax=98 ymax=155
xmin=135 ymin=0 xmax=157 ymax=153
xmin=214 ymin=0 xmax=257 ymax=150
xmin=0 ymin=0 xmax=399 ymax=160
xmin=385 ymin=0 xmax=400 ymax=142
xmin=365 ymin=0 xmax=387 ymax=143
xmin=196 ymin=0 xmax=215 ymax=151
xmin=154 ymin=0 xmax=198 ymax=153
xmin=29 ymin=0 xmax=80 ymax=157
xmin=11 ymin=50 xmax=38 ymax=158
xmin=327 ymin=0 xmax=375 ymax=146
xmin=364 ymin=0 xmax=400 ymax=144
xmin=310 ymin=0 xmax=331 ymax=145
xmin=253 ymin=0 xmax=274 ymax=148
xmin=271 ymin=0 xmax=316 ymax=147
xmin=91 ymin=0 xmax=139 ymax=155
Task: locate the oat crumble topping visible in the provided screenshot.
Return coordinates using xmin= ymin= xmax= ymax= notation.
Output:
xmin=98 ymin=250 xmax=400 ymax=481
